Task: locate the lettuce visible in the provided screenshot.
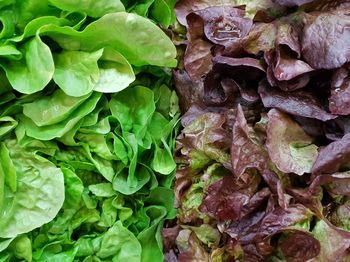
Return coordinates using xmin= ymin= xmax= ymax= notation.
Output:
xmin=0 ymin=1 xmax=179 ymax=261
xmin=166 ymin=0 xmax=350 ymax=261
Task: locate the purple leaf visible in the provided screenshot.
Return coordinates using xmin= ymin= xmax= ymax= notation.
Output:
xmin=329 ymin=65 xmax=350 ymax=115
xmin=302 ymin=12 xmax=350 ymax=69
xmin=259 ymin=80 xmax=336 ymax=121
xmin=312 ymin=133 xmax=350 ymax=175
xmin=266 ymin=109 xmax=318 ymax=175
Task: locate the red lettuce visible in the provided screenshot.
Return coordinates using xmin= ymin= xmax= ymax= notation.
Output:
xmin=312 ymin=133 xmax=350 ymax=175
xmin=259 ymin=80 xmax=336 ymax=121
xmin=273 ymin=0 xmax=314 ymax=7
xmin=329 ymin=64 xmax=350 ymax=115
xmin=165 ymin=0 xmax=350 ymax=261
xmin=302 ymin=11 xmax=350 ymax=69
xmin=266 ymin=109 xmax=318 ymax=175
xmin=231 ymin=105 xmax=268 ymax=176
xmin=184 ymin=12 xmax=213 ymax=82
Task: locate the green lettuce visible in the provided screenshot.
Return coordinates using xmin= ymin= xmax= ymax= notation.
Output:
xmin=0 ymin=1 xmax=179 ymax=261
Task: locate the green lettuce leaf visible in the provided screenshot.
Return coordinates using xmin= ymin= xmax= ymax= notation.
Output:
xmin=1 ymin=35 xmax=54 ymax=94
xmin=41 ymin=12 xmax=177 ymax=67
xmin=48 ymin=0 xmax=125 ymax=17
xmin=0 ymin=140 xmax=64 ymax=238
xmin=53 ymin=49 xmax=103 ymax=97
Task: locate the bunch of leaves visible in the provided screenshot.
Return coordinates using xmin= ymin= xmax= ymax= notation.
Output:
xmin=0 ymin=1 xmax=180 ymax=262
xmin=165 ymin=0 xmax=350 ymax=261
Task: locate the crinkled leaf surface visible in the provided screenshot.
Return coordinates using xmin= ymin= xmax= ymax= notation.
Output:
xmin=0 ymin=140 xmax=64 ymax=238
xmin=267 ymin=109 xmax=318 ymax=175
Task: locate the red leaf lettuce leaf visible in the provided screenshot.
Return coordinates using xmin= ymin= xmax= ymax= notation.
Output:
xmin=312 ymin=133 xmax=350 ymax=175
xmin=302 ymin=11 xmax=350 ymax=69
xmin=259 ymin=80 xmax=336 ymax=121
xmin=329 ymin=64 xmax=350 ymax=115
xmin=266 ymin=108 xmax=318 ymax=175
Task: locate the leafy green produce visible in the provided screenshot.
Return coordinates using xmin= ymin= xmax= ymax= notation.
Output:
xmin=0 ymin=0 xmax=179 ymax=261
xmin=166 ymin=0 xmax=350 ymax=261
xmin=0 ymin=140 xmax=65 ymax=239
